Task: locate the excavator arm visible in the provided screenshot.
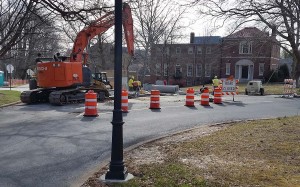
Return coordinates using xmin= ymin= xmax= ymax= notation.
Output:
xmin=70 ymin=3 xmax=134 ymax=63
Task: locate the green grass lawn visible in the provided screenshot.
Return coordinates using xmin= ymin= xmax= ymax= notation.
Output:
xmin=85 ymin=116 xmax=300 ymax=187
xmin=0 ymin=90 xmax=21 ymax=106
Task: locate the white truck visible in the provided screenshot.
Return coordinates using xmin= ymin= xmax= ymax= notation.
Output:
xmin=245 ymin=80 xmax=264 ymax=95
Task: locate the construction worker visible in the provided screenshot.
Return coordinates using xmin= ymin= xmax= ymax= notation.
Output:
xmin=128 ymin=76 xmax=134 ymax=91
xmin=212 ymin=76 xmax=220 ymax=94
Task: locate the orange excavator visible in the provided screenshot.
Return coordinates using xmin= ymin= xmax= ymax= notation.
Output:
xmin=21 ymin=3 xmax=134 ymax=105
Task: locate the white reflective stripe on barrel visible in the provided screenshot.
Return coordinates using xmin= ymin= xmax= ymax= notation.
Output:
xmin=151 ymin=95 xmax=160 ymax=98
xmin=122 ymin=96 xmax=128 ymax=99
xmin=121 ymin=103 xmax=128 ymax=106
xmin=186 ymin=99 xmax=194 ymax=102
xmin=202 ymin=98 xmax=209 ymax=101
xmin=85 ymin=106 xmax=97 ymax=109
xmin=186 ymin=93 xmax=194 ymax=96
xmin=85 ymin=99 xmax=97 ymax=102
xmin=150 ymin=101 xmax=160 ymax=103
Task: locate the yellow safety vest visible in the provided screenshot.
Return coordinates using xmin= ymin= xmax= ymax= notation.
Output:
xmin=128 ymin=78 xmax=134 ymax=87
xmin=212 ymin=78 xmax=219 ymax=87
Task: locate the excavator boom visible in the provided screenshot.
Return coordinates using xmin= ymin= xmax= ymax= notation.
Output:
xmin=71 ymin=3 xmax=134 ymax=63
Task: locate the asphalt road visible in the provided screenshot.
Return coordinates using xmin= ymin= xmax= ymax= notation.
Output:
xmin=0 ymin=92 xmax=300 ymax=187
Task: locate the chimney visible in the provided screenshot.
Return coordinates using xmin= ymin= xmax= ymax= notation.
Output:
xmin=190 ymin=32 xmax=195 ymax=44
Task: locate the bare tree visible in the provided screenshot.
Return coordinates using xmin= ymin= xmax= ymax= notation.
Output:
xmin=34 ymin=0 xmax=114 ymax=22
xmin=0 ymin=0 xmax=41 ymax=58
xmin=190 ymin=0 xmax=300 ymax=86
xmin=131 ymin=0 xmax=188 ymax=82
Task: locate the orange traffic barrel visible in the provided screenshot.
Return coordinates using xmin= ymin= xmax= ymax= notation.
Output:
xmin=200 ymin=88 xmax=210 ymax=106
xmin=214 ymin=87 xmax=222 ymax=104
xmin=84 ymin=90 xmax=98 ymax=117
xmin=149 ymin=90 xmax=160 ymax=109
xmin=185 ymin=88 xmax=195 ymax=107
xmin=121 ymin=89 xmax=129 ymax=113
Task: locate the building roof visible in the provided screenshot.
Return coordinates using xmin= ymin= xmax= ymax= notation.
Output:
xmin=194 ymin=36 xmax=222 ymax=44
xmin=225 ymin=27 xmax=269 ymax=38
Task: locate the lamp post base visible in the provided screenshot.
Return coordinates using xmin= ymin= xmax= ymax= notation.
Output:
xmin=99 ymin=172 xmax=134 ymax=183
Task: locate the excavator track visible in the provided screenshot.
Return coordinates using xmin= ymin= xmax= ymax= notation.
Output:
xmin=20 ymin=89 xmax=52 ymax=104
xmin=49 ymin=88 xmax=85 ymax=105
xmin=49 ymin=88 xmax=107 ymax=105
xmin=21 ymin=88 xmax=108 ymax=105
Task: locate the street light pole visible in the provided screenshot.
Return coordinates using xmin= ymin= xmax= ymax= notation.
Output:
xmin=102 ymin=0 xmax=133 ymax=182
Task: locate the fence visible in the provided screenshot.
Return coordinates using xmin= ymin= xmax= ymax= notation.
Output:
xmin=5 ymin=79 xmax=29 ymax=86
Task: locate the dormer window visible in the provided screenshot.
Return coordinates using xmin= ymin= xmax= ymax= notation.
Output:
xmin=239 ymin=41 xmax=252 ymax=54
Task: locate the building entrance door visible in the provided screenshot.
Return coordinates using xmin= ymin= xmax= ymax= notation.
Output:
xmin=241 ymin=65 xmax=248 ymax=79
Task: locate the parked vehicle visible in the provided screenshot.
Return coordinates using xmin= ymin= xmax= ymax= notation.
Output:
xmin=245 ymin=80 xmax=264 ymax=95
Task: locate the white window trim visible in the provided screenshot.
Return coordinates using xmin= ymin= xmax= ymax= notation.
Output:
xmin=239 ymin=41 xmax=252 ymax=54
xmin=196 ymin=64 xmax=202 ymax=77
xmin=205 ymin=63 xmax=211 ymax=77
xmin=225 ymin=63 xmax=231 ymax=75
xmin=175 ymin=64 xmax=181 ymax=72
xmin=187 ymin=64 xmax=193 ymax=77
xmin=259 ymin=63 xmax=265 ymax=76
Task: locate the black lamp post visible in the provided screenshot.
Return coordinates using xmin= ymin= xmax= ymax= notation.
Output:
xmin=102 ymin=0 xmax=133 ymax=181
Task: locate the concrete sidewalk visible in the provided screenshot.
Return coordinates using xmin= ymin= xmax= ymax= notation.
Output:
xmin=0 ymin=84 xmax=29 ymax=92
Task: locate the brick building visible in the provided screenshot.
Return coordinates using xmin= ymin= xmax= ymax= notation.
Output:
xmin=221 ymin=27 xmax=280 ymax=83
xmin=149 ymin=27 xmax=280 ymax=86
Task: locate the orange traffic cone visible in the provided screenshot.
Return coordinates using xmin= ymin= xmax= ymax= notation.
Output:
xmin=200 ymin=88 xmax=210 ymax=106
xmin=149 ymin=90 xmax=160 ymax=109
xmin=121 ymin=89 xmax=129 ymax=113
xmin=213 ymin=87 xmax=222 ymax=104
xmin=84 ymin=90 xmax=98 ymax=117
xmin=185 ymin=88 xmax=195 ymax=107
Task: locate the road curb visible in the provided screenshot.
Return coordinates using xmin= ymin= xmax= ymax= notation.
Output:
xmin=0 ymin=101 xmax=22 ymax=108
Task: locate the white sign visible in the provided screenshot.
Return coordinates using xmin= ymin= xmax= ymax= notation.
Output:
xmin=6 ymin=64 xmax=14 ymax=73
xmin=222 ymin=79 xmax=236 ymax=92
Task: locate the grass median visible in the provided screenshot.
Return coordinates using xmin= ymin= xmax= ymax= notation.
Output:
xmin=85 ymin=116 xmax=300 ymax=187
xmin=0 ymin=90 xmax=21 ymax=106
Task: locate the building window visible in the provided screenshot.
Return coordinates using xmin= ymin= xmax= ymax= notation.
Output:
xmin=239 ymin=41 xmax=252 ymax=54
xmin=206 ymin=47 xmax=211 ymax=54
xmin=188 ymin=47 xmax=194 ymax=54
xmin=176 ymin=47 xmax=181 ymax=54
xmin=259 ymin=63 xmax=265 ymax=76
xmin=226 ymin=63 xmax=231 ymax=75
xmin=163 ymin=63 xmax=168 ymax=76
xmin=175 ymin=64 xmax=182 ymax=77
xmin=155 ymin=63 xmax=161 ymax=76
xmin=187 ymin=64 xmax=193 ymax=77
xmin=197 ymin=46 xmax=202 ymax=54
xmin=196 ymin=64 xmax=202 ymax=77
xmin=205 ymin=63 xmax=211 ymax=77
